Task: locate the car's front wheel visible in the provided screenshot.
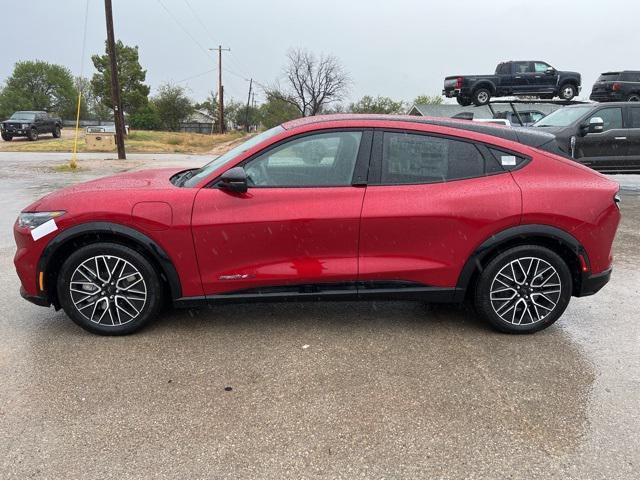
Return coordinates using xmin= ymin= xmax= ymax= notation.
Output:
xmin=52 ymin=125 xmax=61 ymax=138
xmin=27 ymin=128 xmax=38 ymax=141
xmin=57 ymin=243 xmax=163 ymax=335
xmin=474 ymin=245 xmax=572 ymax=333
xmin=558 ymin=84 xmax=577 ymax=101
xmin=1 ymin=132 xmax=12 ymax=141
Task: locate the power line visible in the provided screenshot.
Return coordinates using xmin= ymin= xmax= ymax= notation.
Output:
xmin=176 ymin=68 xmax=216 ymax=84
xmin=182 ymin=0 xmax=217 ymax=44
xmin=155 ymin=0 xmax=211 ymax=60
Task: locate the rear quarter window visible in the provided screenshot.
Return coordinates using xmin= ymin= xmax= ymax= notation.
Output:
xmin=621 ymin=72 xmax=640 ymax=82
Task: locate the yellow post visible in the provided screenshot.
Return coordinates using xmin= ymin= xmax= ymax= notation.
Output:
xmin=70 ymin=90 xmax=82 ymax=169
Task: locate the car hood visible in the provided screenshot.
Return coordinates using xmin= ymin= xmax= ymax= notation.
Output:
xmin=530 ymin=125 xmax=566 ymax=134
xmin=26 ymin=168 xmax=180 ymax=211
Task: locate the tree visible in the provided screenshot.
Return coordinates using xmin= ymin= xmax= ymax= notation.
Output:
xmin=267 ymin=48 xmax=349 ymax=117
xmin=412 ymin=94 xmax=444 ymax=105
xmin=151 ymin=83 xmax=193 ymax=131
xmin=0 ymin=61 xmax=76 ymax=119
xmin=129 ymin=104 xmax=161 ymax=130
xmin=349 ymin=95 xmax=405 ymax=114
xmin=91 ymin=40 xmax=150 ymax=115
xmin=258 ymin=94 xmax=300 ymax=128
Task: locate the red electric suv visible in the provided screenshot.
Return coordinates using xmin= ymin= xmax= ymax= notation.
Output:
xmin=14 ymin=115 xmax=621 ymax=335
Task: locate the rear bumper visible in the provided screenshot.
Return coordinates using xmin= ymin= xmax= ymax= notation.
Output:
xmin=576 ymin=268 xmax=612 ymax=297
xmin=589 ymin=92 xmax=623 ymax=102
xmin=442 ymin=88 xmax=470 ymax=98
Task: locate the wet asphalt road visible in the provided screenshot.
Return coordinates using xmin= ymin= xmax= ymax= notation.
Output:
xmin=0 ymin=153 xmax=639 ymax=479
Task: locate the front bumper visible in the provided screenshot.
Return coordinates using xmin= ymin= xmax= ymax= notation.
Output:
xmin=20 ymin=286 xmax=50 ymax=307
xmin=576 ymin=268 xmax=612 ymax=297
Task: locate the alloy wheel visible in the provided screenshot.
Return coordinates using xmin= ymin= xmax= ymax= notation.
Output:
xmin=489 ymin=256 xmax=562 ymax=325
xmin=69 ymin=255 xmax=148 ymax=326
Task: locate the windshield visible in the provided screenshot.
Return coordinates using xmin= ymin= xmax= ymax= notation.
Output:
xmin=183 ymin=126 xmax=285 ymax=187
xmin=533 ymin=106 xmax=592 ymax=127
xmin=9 ymin=112 xmax=36 ymax=121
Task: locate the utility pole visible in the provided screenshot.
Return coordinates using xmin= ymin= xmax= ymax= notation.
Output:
xmin=103 ymin=0 xmax=126 ymax=159
xmin=209 ymin=45 xmax=230 ymax=134
xmin=244 ymin=78 xmax=253 ymax=132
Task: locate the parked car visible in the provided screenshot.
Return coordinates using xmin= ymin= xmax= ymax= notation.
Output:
xmin=14 ymin=115 xmax=620 ymax=335
xmin=493 ymin=110 xmax=546 ymax=126
xmin=0 ymin=111 xmax=62 ymax=141
xmin=443 ymin=61 xmax=582 ymax=106
xmin=590 ymin=71 xmax=640 ymax=102
xmin=532 ymin=102 xmax=640 ymax=173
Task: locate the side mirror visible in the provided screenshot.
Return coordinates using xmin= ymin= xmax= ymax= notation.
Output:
xmin=588 ymin=117 xmax=604 ymax=134
xmin=219 ymin=166 xmax=248 ymax=193
xmin=545 ymin=67 xmax=556 ymax=75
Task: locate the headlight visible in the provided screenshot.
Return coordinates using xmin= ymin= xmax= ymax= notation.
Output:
xmin=18 ymin=211 xmax=66 ymax=229
xmin=21 ymin=124 xmax=29 ymax=129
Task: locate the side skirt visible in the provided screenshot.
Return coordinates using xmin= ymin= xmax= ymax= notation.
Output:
xmin=173 ymin=281 xmax=463 ymax=308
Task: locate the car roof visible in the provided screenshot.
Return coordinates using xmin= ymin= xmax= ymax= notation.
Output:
xmin=14 ymin=110 xmax=46 ymax=114
xmin=281 ymin=114 xmax=558 ymax=151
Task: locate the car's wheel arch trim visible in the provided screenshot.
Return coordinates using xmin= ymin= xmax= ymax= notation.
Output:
xmin=38 ymin=221 xmax=182 ymax=302
xmin=455 ymin=224 xmax=588 ymax=300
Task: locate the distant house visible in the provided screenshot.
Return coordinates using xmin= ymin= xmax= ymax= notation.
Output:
xmin=186 ymin=109 xmax=215 ymax=123
xmin=181 ymin=109 xmax=215 ymax=134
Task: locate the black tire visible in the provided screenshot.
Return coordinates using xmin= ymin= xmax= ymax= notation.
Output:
xmin=52 ymin=125 xmax=61 ymax=138
xmin=27 ymin=128 xmax=38 ymax=141
xmin=558 ymin=83 xmax=577 ymax=101
xmin=57 ymin=243 xmax=163 ymax=335
xmin=627 ymin=94 xmax=640 ymax=102
xmin=472 ymin=88 xmax=491 ymax=106
xmin=473 ymin=245 xmax=572 ymax=334
xmin=456 ymin=96 xmax=472 ymax=107
xmin=1 ymin=132 xmax=12 ymax=141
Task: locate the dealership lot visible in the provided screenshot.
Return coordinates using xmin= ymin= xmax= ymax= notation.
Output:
xmin=1 ymin=153 xmax=639 ymax=479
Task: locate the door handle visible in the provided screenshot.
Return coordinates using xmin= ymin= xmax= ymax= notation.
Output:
xmin=515 ymin=76 xmax=522 ymax=79
xmin=614 ymin=136 xmax=627 ymax=140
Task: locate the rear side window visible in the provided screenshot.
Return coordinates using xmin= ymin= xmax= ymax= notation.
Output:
xmin=513 ymin=62 xmax=531 ymax=74
xmin=379 ymin=132 xmax=502 ymax=184
xmin=488 ymin=148 xmax=528 ymax=170
xmin=621 ymin=72 xmax=640 ymax=82
xmin=629 ymin=108 xmax=640 ymax=128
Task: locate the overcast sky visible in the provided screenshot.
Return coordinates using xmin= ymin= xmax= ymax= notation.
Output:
xmin=1 ymin=0 xmax=638 ymax=106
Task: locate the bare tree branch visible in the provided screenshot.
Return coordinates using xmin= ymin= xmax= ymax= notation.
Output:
xmin=265 ymin=48 xmax=350 ymax=117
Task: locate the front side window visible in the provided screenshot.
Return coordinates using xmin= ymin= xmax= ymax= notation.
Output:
xmin=380 ymin=132 xmax=501 ymax=184
xmin=590 ymin=108 xmax=623 ymax=132
xmin=245 ymin=131 xmax=362 ymax=187
xmin=534 ymin=62 xmax=550 ymax=73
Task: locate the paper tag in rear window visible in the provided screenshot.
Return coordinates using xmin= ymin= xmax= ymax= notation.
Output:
xmin=501 ymin=155 xmax=517 ymax=166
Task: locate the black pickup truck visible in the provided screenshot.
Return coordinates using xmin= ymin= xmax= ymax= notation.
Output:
xmin=1 ymin=111 xmax=62 ymax=141
xmin=443 ymin=61 xmax=582 ymax=106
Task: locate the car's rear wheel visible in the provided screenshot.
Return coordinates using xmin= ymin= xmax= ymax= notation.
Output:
xmin=474 ymin=245 xmax=572 ymax=333
xmin=627 ymin=94 xmax=640 ymax=102
xmin=456 ymin=96 xmax=472 ymax=107
xmin=57 ymin=243 xmax=163 ymax=335
xmin=472 ymin=88 xmax=491 ymax=106
xmin=27 ymin=128 xmax=38 ymax=141
xmin=559 ymin=83 xmax=577 ymax=100
xmin=52 ymin=125 xmax=61 ymax=138
xmin=1 ymin=132 xmax=12 ymax=141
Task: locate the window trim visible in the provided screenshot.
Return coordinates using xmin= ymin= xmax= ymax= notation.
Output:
xmin=208 ymin=128 xmax=372 ymax=189
xmin=367 ymin=128 xmax=524 ymax=186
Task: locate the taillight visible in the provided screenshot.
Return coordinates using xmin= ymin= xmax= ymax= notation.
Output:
xmin=612 ymin=83 xmax=621 ymax=91
xmin=455 ymin=76 xmax=463 ymax=89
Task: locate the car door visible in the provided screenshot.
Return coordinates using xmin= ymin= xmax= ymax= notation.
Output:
xmin=577 ymin=106 xmax=627 ymax=165
xmin=532 ymin=62 xmax=557 ymax=93
xmin=624 ymin=105 xmax=640 ymax=166
xmin=191 ymin=129 xmax=371 ymax=296
xmin=358 ymin=130 xmax=522 ymax=291
xmin=512 ymin=61 xmax=534 ymax=93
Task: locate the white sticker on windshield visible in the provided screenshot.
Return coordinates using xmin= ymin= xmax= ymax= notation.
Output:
xmin=31 ymin=219 xmax=58 ymax=241
xmin=501 ymin=155 xmax=517 ymax=166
